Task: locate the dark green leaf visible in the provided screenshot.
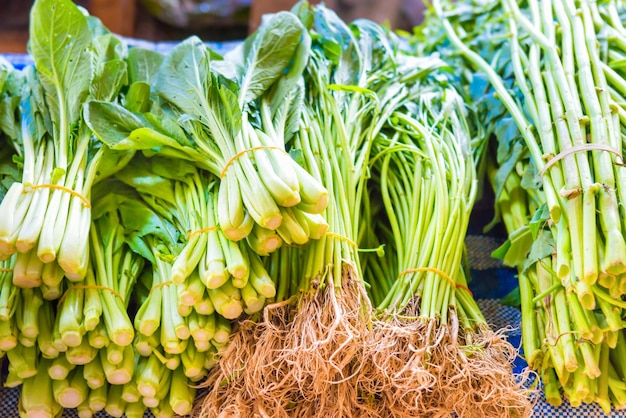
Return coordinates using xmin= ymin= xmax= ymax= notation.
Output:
xmin=29 ymin=0 xmax=93 ymax=132
xmin=156 ymin=37 xmax=212 ymax=122
xmin=522 ymin=230 xmax=555 ymax=272
xmin=239 ymin=11 xmax=304 ymax=105
xmin=84 ymin=101 xmax=144 ymax=147
xmin=119 ymin=199 xmax=179 ymax=248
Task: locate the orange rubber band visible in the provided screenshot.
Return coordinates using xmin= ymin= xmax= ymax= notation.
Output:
xmin=58 ymin=285 xmax=125 ymax=306
xmin=28 ymin=184 xmax=91 ymax=208
xmin=150 ymin=280 xmax=175 ymax=295
xmin=540 ymin=144 xmax=622 ymax=177
xmin=220 ymin=146 xmax=288 ymax=178
xmin=187 ymin=226 xmax=218 ymax=241
xmin=325 ymin=232 xmax=359 ymax=249
xmin=454 ymin=283 xmax=474 ymax=297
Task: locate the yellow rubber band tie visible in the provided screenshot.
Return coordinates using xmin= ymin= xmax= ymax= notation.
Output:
xmin=187 ymin=226 xmax=218 ymax=241
xmin=28 ymin=184 xmax=92 ymax=209
xmin=0 ymin=268 xmax=12 ymax=272
xmin=325 ymin=232 xmax=359 ymax=249
xmin=150 ymin=280 xmax=175 ymax=295
xmin=540 ymin=144 xmax=623 ymax=177
xmin=220 ymin=146 xmax=288 ymax=179
xmin=398 ymin=267 xmax=456 ymax=287
xmin=58 ymin=285 xmax=125 ymax=306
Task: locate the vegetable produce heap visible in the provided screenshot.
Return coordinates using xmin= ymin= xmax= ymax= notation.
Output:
xmin=418 ymin=0 xmax=626 ymax=412
xmin=0 ymin=0 xmax=549 ymax=417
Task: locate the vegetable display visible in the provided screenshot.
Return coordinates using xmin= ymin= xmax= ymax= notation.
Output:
xmin=11 ymin=0 xmax=619 ymax=416
xmin=420 ymin=0 xmax=626 ymax=411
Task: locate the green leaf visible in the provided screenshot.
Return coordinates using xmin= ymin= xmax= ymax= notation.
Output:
xmin=51 ymin=167 xmax=66 ymax=184
xmin=492 ymin=225 xmax=533 ymax=268
xmin=239 ymin=11 xmax=305 ymax=106
xmin=91 ymin=178 xmax=137 ymax=219
xmin=313 ymin=6 xmax=360 ymax=86
xmin=91 ymin=32 xmax=126 ymax=65
xmin=115 ymin=156 xmax=177 ymax=205
xmin=274 ymin=80 xmax=304 ymax=145
xmin=520 ymin=159 xmax=541 ymax=192
xmin=266 ymin=29 xmax=310 ymax=119
xmin=156 ymin=37 xmax=212 ymax=122
xmin=529 ymin=203 xmax=550 ymax=240
xmin=493 ymin=142 xmax=525 ymax=200
xmin=522 ymin=230 xmax=554 ymax=273
xmin=122 ymin=127 xmax=190 ymax=152
xmin=328 ymin=84 xmax=375 ymax=95
xmin=91 ymin=147 xmax=136 ymax=184
xmin=127 ymin=48 xmax=164 ymax=85
xmin=491 ymin=239 xmax=511 ymax=261
xmin=144 ymin=110 xmax=192 ymax=147
xmin=213 ymin=78 xmax=242 ymax=139
xmin=125 ymin=82 xmax=152 ymax=113
xmin=90 ymin=59 xmax=128 ymax=102
xmin=119 ymin=199 xmax=179 ymax=249
xmin=0 ymin=96 xmax=20 ymax=140
xmin=494 ymin=117 xmax=520 ymax=162
xmin=500 ymin=286 xmax=521 ymax=308
xmin=84 ymin=101 xmax=144 ymax=147
xmin=87 ymin=15 xmax=111 ymax=38
xmin=29 ymin=0 xmax=93 ymax=133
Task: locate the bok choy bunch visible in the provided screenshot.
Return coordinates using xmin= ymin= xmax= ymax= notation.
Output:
xmin=86 ymin=11 xmax=328 ymax=246
xmin=0 ymin=0 xmax=133 ymax=281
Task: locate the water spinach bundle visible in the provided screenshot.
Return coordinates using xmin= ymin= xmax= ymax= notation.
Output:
xmin=423 ymin=0 xmax=626 ymax=411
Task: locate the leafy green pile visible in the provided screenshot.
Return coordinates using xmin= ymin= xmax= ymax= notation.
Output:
xmin=421 ymin=0 xmax=626 ymax=411
xmin=0 ymin=0 xmax=533 ymax=417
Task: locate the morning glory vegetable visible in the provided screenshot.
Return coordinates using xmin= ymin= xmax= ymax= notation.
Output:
xmin=421 ymin=0 xmax=626 ymax=411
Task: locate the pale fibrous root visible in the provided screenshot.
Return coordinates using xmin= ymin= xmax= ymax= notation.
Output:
xmin=194 ymin=262 xmax=377 ymax=418
xmin=358 ymin=301 xmax=536 ymax=418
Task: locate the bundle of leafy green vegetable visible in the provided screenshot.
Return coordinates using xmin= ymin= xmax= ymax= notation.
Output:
xmin=86 ymin=11 xmax=328 ymax=246
xmin=419 ymin=0 xmax=626 ymax=411
xmin=354 ymin=53 xmax=532 ymax=417
xmin=0 ymin=0 xmax=133 ymax=283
